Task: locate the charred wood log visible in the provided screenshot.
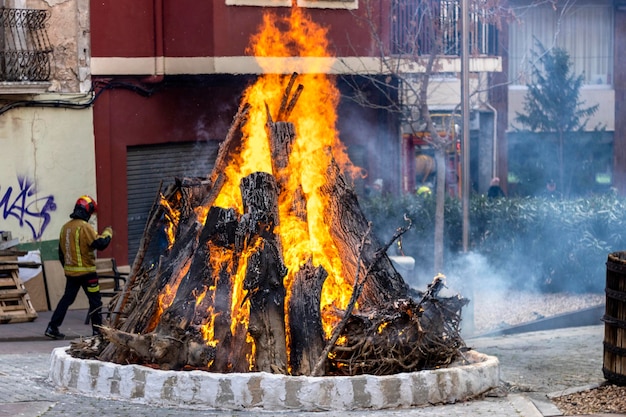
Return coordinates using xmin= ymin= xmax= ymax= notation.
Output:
xmin=276 ymin=72 xmax=303 ymax=122
xmin=288 ymin=258 xmax=327 ymax=375
xmin=98 ymin=104 xmax=250 ymax=363
xmin=99 ymin=326 xmax=215 ymax=371
xmin=239 ymin=171 xmax=288 ymax=373
xmin=98 ymin=216 xmax=203 ymax=364
xmin=238 ymin=172 xmax=280 ymax=246
xmin=322 ymin=160 xmax=409 ymax=306
xmin=245 ymin=237 xmax=288 ymax=373
xmin=267 ymin=121 xmax=307 ymax=221
xmin=106 ymin=182 xmax=174 ymax=327
xmin=205 ymin=206 xmax=238 ymax=249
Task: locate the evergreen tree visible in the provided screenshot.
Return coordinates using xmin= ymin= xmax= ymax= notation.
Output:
xmin=514 ymin=40 xmax=599 ymax=197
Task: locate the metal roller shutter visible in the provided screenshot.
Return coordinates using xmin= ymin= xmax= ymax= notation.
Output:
xmin=126 ymin=141 xmax=219 ymax=263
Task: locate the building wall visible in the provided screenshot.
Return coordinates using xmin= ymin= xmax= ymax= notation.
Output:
xmin=508 ymin=86 xmax=616 ymax=131
xmin=5 ymin=0 xmax=91 ymax=93
xmin=0 ymin=106 xmax=95 ymax=253
xmin=89 ymin=1 xmax=381 ymax=60
xmin=0 ymin=0 xmax=95 ymax=260
xmin=613 ymin=5 xmax=626 ymax=194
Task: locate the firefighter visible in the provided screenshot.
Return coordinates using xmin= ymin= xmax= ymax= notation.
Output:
xmin=45 ymin=195 xmax=113 ymax=339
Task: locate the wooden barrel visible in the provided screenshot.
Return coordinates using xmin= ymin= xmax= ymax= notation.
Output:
xmin=603 ymin=251 xmax=626 ymax=385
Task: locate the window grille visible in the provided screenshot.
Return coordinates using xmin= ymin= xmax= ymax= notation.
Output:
xmin=0 ymin=8 xmax=52 ymax=82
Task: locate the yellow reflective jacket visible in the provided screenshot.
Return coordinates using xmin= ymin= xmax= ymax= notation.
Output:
xmin=58 ymin=219 xmax=111 ymax=277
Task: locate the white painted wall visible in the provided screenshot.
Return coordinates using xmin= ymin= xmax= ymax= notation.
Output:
xmin=0 ymin=103 xmax=95 ymax=244
xmin=508 ymin=86 xmax=615 ymax=131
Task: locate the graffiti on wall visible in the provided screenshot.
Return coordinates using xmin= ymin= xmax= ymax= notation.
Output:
xmin=0 ymin=176 xmax=57 ymax=240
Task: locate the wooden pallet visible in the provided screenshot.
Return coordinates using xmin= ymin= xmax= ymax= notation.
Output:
xmin=0 ymin=257 xmax=38 ymax=324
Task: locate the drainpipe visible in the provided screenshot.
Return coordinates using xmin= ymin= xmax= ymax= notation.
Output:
xmin=484 ymin=102 xmax=498 ymax=180
xmin=142 ymin=0 xmax=165 ymax=84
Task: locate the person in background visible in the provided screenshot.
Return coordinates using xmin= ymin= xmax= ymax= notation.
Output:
xmin=45 ymin=195 xmax=113 ymax=339
xmin=372 ymin=178 xmax=383 ymax=194
xmin=365 ymin=178 xmax=384 ymax=196
xmin=543 ymin=179 xmax=561 ymax=198
xmin=416 ymin=182 xmax=433 ymax=196
xmin=487 ymin=177 xmax=505 ymax=199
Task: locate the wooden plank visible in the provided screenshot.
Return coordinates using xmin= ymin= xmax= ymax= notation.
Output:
xmin=0 ymin=261 xmax=41 ymax=268
xmin=0 ymin=301 xmax=29 ymax=310
xmin=0 ymin=250 xmax=27 ymax=257
xmin=0 ymin=311 xmax=38 ymax=324
xmin=0 ymin=289 xmax=27 ymax=298
xmin=0 ymin=264 xmax=19 ymax=272
xmin=0 ymin=277 xmax=18 ymax=287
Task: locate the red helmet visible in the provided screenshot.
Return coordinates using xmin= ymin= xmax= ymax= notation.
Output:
xmin=75 ymin=195 xmax=97 ymax=215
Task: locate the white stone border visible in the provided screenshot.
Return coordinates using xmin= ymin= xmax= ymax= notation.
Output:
xmin=49 ymin=348 xmax=499 ymax=411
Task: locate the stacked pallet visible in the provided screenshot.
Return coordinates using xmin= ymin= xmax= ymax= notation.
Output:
xmin=0 ymin=252 xmax=38 ymax=324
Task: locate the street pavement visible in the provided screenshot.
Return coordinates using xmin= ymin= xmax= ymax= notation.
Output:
xmin=0 ymin=309 xmax=623 ymax=417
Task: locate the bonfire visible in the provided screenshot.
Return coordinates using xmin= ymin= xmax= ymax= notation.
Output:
xmin=71 ymin=7 xmax=467 ymax=377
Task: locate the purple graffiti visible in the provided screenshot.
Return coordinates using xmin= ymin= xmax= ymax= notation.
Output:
xmin=0 ymin=176 xmax=57 ymax=239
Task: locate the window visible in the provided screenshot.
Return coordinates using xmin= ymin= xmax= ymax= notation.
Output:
xmin=508 ymin=1 xmax=613 ymax=85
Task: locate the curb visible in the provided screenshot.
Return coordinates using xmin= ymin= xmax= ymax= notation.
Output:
xmin=49 ymin=347 xmax=500 ymax=411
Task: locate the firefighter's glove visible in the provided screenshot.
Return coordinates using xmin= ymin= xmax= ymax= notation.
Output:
xmin=102 ymin=227 xmax=113 ymax=239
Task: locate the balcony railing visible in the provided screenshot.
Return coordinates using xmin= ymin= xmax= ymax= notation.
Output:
xmin=0 ymin=8 xmax=52 ymax=82
xmin=391 ymin=0 xmax=498 ymax=57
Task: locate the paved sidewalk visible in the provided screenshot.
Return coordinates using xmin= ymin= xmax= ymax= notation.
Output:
xmin=0 ymin=310 xmax=623 ymax=416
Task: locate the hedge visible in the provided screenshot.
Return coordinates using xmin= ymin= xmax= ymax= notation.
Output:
xmin=359 ymin=191 xmax=626 ymax=293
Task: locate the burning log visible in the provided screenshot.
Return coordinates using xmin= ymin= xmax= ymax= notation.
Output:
xmin=84 ymin=75 xmax=467 ymax=376
xmin=239 ymin=171 xmax=288 ymax=373
xmin=289 ymin=258 xmax=327 ymax=375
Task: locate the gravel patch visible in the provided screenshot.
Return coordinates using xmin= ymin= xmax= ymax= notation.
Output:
xmin=552 ymin=383 xmax=626 ymax=415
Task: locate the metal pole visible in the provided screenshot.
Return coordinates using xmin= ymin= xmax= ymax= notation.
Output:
xmin=461 ymin=0 xmax=470 ymax=252
xmin=460 ymin=0 xmax=475 ymax=337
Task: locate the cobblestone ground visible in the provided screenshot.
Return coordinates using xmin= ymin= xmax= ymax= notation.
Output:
xmin=0 ymin=325 xmax=607 ymax=417
xmin=468 ymin=325 xmax=605 ymax=394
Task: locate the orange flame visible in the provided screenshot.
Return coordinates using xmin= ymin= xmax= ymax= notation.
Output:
xmin=215 ymin=7 xmax=358 ymax=340
xmin=160 ymin=195 xmax=181 ymax=249
xmin=152 ymin=7 xmax=360 ymax=359
xmin=146 ymin=258 xmax=191 ymax=332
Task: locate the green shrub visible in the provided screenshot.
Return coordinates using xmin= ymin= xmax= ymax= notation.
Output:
xmin=359 ymin=192 xmax=626 ymax=293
